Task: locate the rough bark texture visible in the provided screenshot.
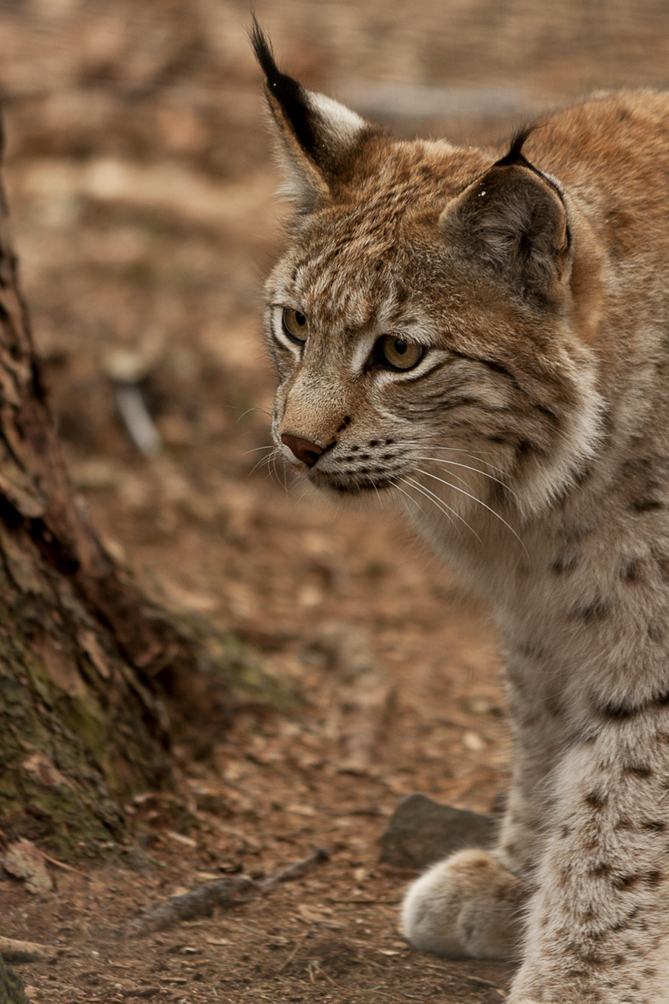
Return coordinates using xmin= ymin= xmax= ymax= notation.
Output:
xmin=0 ymin=957 xmax=27 ymax=1004
xmin=0 ymin=160 xmax=260 ymax=854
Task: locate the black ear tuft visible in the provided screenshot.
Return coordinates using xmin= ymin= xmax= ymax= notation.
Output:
xmin=250 ymin=17 xmax=316 ymax=160
xmin=495 ymin=123 xmax=565 ymax=204
xmin=250 ymin=19 xmax=370 ymax=208
xmin=249 ymin=17 xmax=276 ymax=81
xmin=494 ymin=124 xmax=537 ymax=169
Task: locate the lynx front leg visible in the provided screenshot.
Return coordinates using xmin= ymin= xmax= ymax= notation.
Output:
xmin=496 ymin=664 xmax=567 ymax=880
xmin=508 ymin=713 xmax=669 ymax=1004
xmin=402 ymin=679 xmax=565 ymax=959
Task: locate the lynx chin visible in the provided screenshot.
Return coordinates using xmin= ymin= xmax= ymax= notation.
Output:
xmin=253 ymin=22 xmax=669 ymax=1004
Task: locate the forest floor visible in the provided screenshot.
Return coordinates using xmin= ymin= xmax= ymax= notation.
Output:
xmin=0 ymin=1 xmax=664 ymax=1001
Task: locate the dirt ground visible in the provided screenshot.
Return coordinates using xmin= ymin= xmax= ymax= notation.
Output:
xmin=0 ymin=2 xmax=667 ymax=1001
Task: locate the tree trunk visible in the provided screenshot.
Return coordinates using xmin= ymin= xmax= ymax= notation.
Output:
xmin=0 ymin=154 xmax=255 ymax=855
xmin=0 ymin=956 xmax=27 ymax=1004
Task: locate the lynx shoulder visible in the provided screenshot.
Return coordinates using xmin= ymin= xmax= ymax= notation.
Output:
xmin=253 ymin=23 xmax=669 ymax=1004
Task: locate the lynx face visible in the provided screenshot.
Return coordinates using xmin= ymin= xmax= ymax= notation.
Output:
xmin=257 ymin=40 xmax=602 ymax=528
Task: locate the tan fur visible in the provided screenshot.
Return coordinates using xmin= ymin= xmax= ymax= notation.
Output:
xmin=253 ymin=28 xmax=669 ymax=1003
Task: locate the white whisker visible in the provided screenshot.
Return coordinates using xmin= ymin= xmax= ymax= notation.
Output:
xmin=401 ymin=439 xmax=509 ymax=476
xmin=413 ymin=455 xmax=518 ymax=500
xmin=236 ymin=406 xmax=273 ymax=423
xmin=250 ymin=450 xmax=279 ymax=474
xmin=244 ymin=445 xmax=276 ymax=455
xmin=402 ymin=475 xmax=475 ymax=542
xmin=415 ymin=467 xmax=527 ymax=553
xmin=394 ymin=480 xmax=428 ymax=520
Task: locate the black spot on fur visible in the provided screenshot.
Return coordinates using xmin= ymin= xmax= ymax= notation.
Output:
xmin=584 ymin=791 xmax=608 ymax=811
xmin=622 ymin=763 xmax=653 ymax=778
xmin=552 ymin=555 xmax=576 ymax=575
xmin=481 ymin=358 xmax=514 ymax=379
xmin=613 ymin=873 xmax=641 ymax=891
xmin=600 ymin=690 xmax=669 ymax=719
xmin=631 ymin=497 xmax=663 ymax=513
xmin=647 ymin=621 xmax=665 ymax=644
xmin=622 ymin=560 xmax=643 ymax=582
xmin=615 ymin=816 xmax=633 ymax=831
xmin=535 ymin=403 xmax=559 ymax=425
xmin=571 ymin=598 xmax=610 ymax=621
xmin=599 ymin=700 xmax=635 ymax=720
xmin=573 ymin=465 xmax=593 ymax=488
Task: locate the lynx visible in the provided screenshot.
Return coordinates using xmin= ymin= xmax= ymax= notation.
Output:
xmin=253 ymin=23 xmax=669 ymax=1004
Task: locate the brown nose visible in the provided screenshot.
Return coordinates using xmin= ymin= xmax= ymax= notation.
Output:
xmin=281 ymin=433 xmax=324 ymax=467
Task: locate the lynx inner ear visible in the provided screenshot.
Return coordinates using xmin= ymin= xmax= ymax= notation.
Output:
xmin=440 ymin=132 xmax=569 ymax=302
xmin=251 ymin=21 xmax=371 ymax=210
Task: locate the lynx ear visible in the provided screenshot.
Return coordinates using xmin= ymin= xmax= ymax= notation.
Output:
xmin=251 ymin=21 xmax=371 ymax=210
xmin=440 ymin=131 xmax=569 ymax=302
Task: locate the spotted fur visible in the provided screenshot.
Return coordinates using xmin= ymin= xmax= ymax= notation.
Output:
xmin=253 ymin=23 xmax=669 ymax=1003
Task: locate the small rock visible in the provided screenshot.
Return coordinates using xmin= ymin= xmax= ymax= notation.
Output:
xmin=379 ymin=793 xmax=497 ymax=869
xmin=3 ymin=840 xmax=52 ymax=894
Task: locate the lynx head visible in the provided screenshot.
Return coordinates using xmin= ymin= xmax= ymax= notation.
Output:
xmin=252 ymin=24 xmax=603 ymax=541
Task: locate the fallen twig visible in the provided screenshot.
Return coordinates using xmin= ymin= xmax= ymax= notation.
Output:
xmin=129 ymin=876 xmax=253 ymax=935
xmin=465 ymin=974 xmax=508 ymax=992
xmin=40 ymin=852 xmax=89 ymax=879
xmin=260 ymin=847 xmax=329 ymax=891
xmin=0 ymin=937 xmax=55 ymax=963
xmin=129 ymin=846 xmax=329 ymax=935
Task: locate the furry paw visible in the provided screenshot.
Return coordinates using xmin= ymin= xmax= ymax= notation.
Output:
xmin=401 ymin=848 xmax=526 ymax=959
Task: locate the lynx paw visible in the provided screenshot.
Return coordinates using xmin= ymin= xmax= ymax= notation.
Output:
xmin=401 ymin=848 xmax=526 ymax=959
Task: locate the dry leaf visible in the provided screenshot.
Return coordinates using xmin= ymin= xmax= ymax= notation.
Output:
xmin=285 ymin=803 xmax=317 ymax=817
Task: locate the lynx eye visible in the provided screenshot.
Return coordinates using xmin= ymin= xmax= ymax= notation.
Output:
xmin=282 ymin=307 xmax=308 ymax=345
xmin=379 ymin=335 xmax=423 ymax=371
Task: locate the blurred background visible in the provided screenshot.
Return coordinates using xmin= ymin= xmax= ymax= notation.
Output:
xmin=1 ymin=0 xmax=668 ymax=808
xmin=3 ymin=4 xmax=669 ymax=999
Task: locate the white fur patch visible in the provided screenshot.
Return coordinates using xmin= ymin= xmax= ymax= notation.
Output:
xmin=308 ymin=91 xmax=366 ymax=142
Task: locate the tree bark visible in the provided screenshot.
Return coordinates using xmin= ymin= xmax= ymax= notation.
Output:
xmin=0 ymin=152 xmax=253 ymax=854
xmin=0 ymin=956 xmax=27 ymax=1004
